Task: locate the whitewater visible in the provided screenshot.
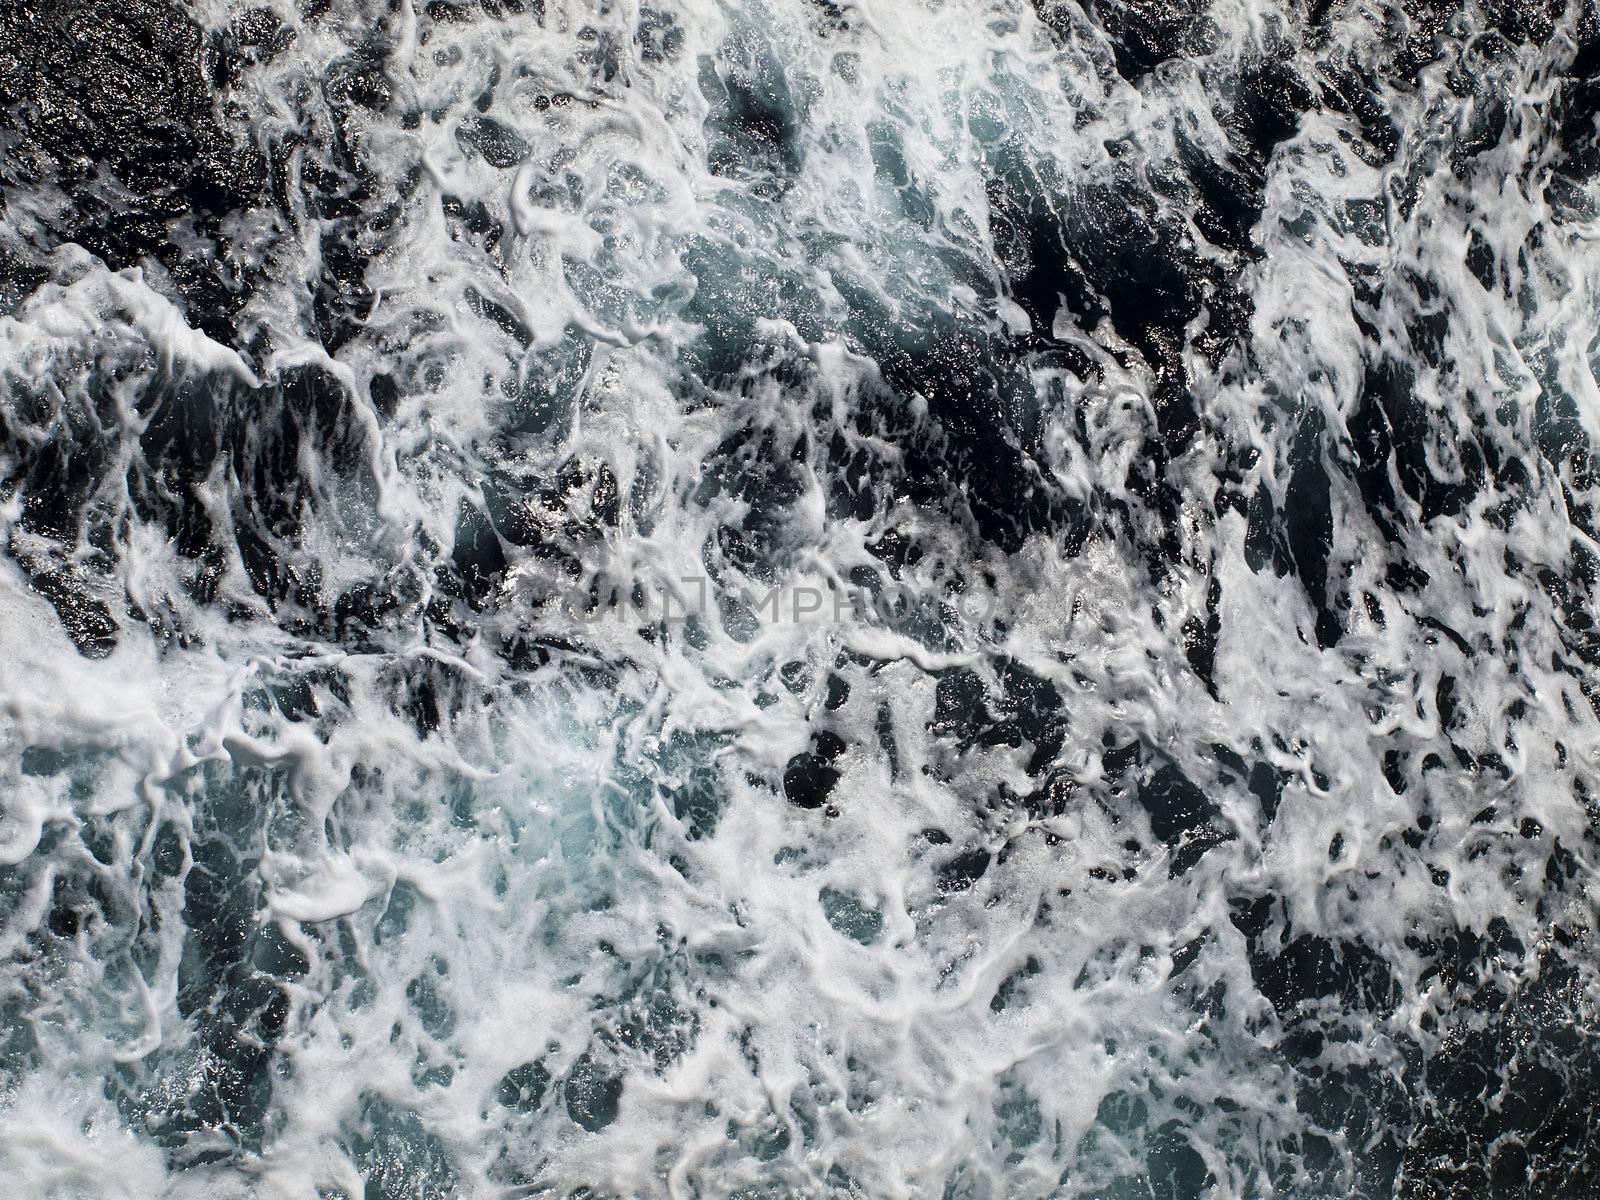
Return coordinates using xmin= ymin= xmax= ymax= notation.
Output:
xmin=0 ymin=0 xmax=1598 ymax=1196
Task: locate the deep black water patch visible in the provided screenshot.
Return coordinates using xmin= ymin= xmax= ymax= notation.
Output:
xmin=0 ymin=0 xmax=266 ymax=334
xmin=784 ymin=729 xmax=845 ymax=809
xmin=1139 ymin=762 xmax=1231 ymax=874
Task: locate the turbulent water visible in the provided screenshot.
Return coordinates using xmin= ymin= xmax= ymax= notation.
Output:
xmin=1 ymin=0 xmax=1599 ymax=1196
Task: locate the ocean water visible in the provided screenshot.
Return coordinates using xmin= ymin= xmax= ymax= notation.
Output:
xmin=1 ymin=0 xmax=1598 ymax=1195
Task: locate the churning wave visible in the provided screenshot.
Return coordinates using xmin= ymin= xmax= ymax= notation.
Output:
xmin=1 ymin=0 xmax=1599 ymax=1196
